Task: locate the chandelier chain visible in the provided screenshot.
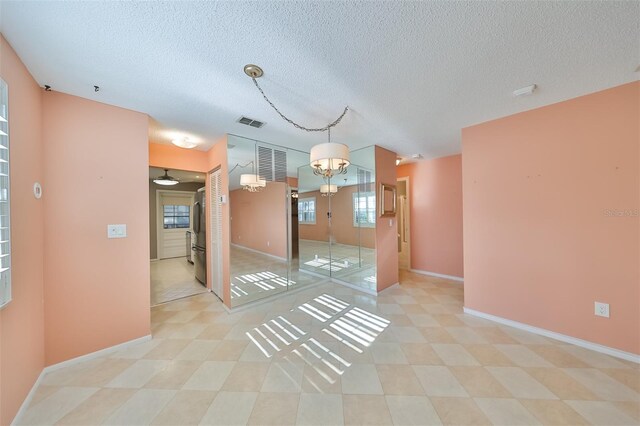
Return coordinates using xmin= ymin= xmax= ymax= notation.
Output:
xmin=251 ymin=77 xmax=348 ymax=132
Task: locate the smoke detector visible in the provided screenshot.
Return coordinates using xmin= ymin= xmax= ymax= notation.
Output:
xmin=237 ymin=116 xmax=265 ymax=128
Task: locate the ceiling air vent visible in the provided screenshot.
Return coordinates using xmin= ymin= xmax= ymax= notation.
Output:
xmin=237 ymin=116 xmax=265 ymax=128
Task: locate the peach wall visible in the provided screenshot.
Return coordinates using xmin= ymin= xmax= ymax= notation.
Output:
xmin=205 ymin=138 xmax=231 ymax=307
xmin=149 ymin=142 xmax=209 ymax=173
xmin=375 ymin=146 xmax=399 ymax=292
xmin=230 ymin=183 xmax=288 ymax=259
xmin=462 ymin=81 xmax=639 ymax=354
xmin=42 ymin=92 xmax=150 ymax=365
xmin=298 ymin=186 xmax=376 ymax=249
xmin=396 ymin=155 xmax=464 ymax=278
xmin=0 ymin=35 xmax=45 ymax=426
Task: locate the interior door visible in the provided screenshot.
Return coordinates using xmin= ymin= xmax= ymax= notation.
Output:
xmin=158 ymin=191 xmax=195 ymax=259
xmin=209 ymin=169 xmax=223 ymax=298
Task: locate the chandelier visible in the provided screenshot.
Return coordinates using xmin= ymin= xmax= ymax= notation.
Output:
xmin=240 ymin=172 xmax=266 ymax=192
xmin=229 ymin=155 xmax=266 ymax=193
xmin=320 ymin=183 xmax=338 ymax=197
xmin=244 ymin=64 xmax=350 ymax=178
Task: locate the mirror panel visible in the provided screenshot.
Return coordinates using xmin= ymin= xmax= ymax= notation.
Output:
xmin=228 ymin=135 xmax=290 ymax=306
xmin=297 ymin=165 xmax=332 ymax=278
xmin=297 ymin=145 xmax=377 ymax=292
xmin=227 ymin=134 xmax=378 ymax=307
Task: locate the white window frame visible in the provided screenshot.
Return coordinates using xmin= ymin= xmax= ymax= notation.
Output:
xmin=353 ymin=192 xmax=376 ymax=228
xmin=0 ymin=78 xmax=11 ymax=309
xmin=298 ymin=197 xmax=316 ymax=225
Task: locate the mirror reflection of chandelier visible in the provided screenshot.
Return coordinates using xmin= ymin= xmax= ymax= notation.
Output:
xmin=240 ymin=173 xmax=266 ymax=192
xmin=320 ymin=183 xmax=338 ymax=197
xmin=244 ymin=64 xmax=350 ymax=178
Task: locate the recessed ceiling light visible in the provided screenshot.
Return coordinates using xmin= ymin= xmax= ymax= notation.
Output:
xmin=172 ymin=137 xmax=197 ymax=149
xmin=513 ymin=84 xmax=537 ymax=97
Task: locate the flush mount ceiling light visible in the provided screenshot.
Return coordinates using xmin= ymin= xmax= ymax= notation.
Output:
xmin=153 ymin=169 xmax=179 ymax=186
xmin=513 ymin=84 xmax=537 ymax=97
xmin=172 ymin=137 xmax=197 ymax=149
xmin=244 ymin=64 xmax=350 ymax=178
xmin=320 ymin=184 xmax=338 ymax=197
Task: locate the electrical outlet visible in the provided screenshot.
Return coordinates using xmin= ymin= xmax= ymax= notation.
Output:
xmin=594 ymin=302 xmax=610 ymax=318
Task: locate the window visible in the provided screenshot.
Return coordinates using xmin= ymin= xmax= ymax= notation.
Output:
xmin=163 ymin=205 xmax=191 ymax=229
xmin=353 ymin=192 xmax=376 ymax=228
xmin=0 ymin=78 xmax=10 ymax=308
xmin=298 ymin=197 xmax=316 ymax=224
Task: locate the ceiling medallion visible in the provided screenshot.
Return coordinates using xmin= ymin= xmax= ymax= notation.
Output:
xmin=245 ymin=64 xmax=350 ymax=178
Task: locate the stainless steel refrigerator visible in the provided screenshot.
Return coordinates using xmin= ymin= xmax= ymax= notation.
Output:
xmin=192 ymin=188 xmax=207 ymax=285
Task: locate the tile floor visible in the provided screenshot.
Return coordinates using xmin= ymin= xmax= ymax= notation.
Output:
xmin=151 ymin=257 xmax=208 ymax=306
xmin=18 ymin=270 xmax=640 ymax=425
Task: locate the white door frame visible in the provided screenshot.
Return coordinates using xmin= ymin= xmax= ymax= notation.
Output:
xmin=156 ymin=189 xmax=196 ymax=260
xmin=396 ymin=177 xmax=411 ymax=270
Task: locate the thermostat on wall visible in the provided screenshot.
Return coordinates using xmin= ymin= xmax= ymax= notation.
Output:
xmin=33 ymin=182 xmax=42 ymax=199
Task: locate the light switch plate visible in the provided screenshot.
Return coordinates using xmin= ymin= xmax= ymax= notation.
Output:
xmin=107 ymin=224 xmax=127 ymax=239
xmin=594 ymin=301 xmax=609 ymax=318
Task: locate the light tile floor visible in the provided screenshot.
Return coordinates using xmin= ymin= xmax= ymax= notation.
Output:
xmin=18 ymin=270 xmax=640 ymax=425
xmin=151 ymin=257 xmax=208 ymax=306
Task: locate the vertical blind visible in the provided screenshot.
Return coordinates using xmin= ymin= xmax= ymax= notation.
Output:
xmin=0 ymin=78 xmax=10 ymax=308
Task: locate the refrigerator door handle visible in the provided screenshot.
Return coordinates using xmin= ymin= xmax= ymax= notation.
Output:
xmin=193 ymin=201 xmax=201 ymax=234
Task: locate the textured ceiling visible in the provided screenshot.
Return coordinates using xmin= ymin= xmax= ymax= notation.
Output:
xmin=1 ymin=1 xmax=638 ymax=158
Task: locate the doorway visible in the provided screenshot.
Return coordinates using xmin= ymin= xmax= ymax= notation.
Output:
xmin=149 ymin=167 xmax=208 ymax=306
xmin=397 ymin=177 xmax=410 ymax=270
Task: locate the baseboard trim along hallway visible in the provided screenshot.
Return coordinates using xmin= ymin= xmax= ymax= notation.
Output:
xmin=409 ymin=268 xmax=464 ymax=282
xmin=12 ymin=334 xmax=152 ymax=425
xmin=463 ymin=307 xmax=640 ymax=364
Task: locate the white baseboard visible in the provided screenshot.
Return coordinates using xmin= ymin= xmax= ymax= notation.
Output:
xmin=11 ymin=334 xmax=152 ymax=425
xmin=11 ymin=368 xmax=47 ymax=426
xmin=231 ymin=243 xmax=287 ymax=262
xmin=378 ymin=282 xmax=401 ymax=294
xmin=410 ymin=268 xmax=464 ymax=282
xmin=463 ymin=307 xmax=640 ymax=364
xmin=42 ymin=334 xmax=153 ymax=374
